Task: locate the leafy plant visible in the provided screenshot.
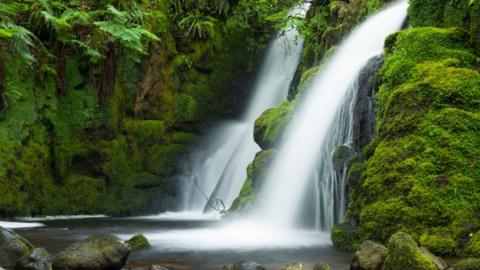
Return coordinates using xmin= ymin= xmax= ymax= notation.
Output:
xmin=179 ymin=11 xmax=217 ymax=39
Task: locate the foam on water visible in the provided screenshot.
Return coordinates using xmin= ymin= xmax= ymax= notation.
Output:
xmin=0 ymin=221 xmax=45 ymax=229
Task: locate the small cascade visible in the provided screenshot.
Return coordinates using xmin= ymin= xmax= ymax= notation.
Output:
xmin=252 ymin=0 xmax=408 ymax=230
xmin=181 ymin=3 xmax=311 ymax=212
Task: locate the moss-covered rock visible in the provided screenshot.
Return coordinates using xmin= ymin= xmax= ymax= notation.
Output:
xmin=313 ymin=262 xmax=331 ymax=270
xmin=331 ymin=223 xmax=363 ymax=251
xmin=0 ymin=227 xmax=34 ymax=267
xmin=53 ymin=234 xmax=130 ymax=270
xmin=454 ymin=258 xmax=480 ymax=270
xmin=382 ymin=232 xmax=437 ymax=270
xmin=463 ymin=232 xmax=480 ymax=258
xmin=281 ymin=263 xmax=304 ymax=270
xmin=16 ymin=247 xmax=52 ymax=270
xmin=350 ymin=240 xmax=387 ymax=270
xmin=126 ymin=234 xmax=151 ymax=250
xmin=339 ymin=26 xmax=480 ymax=251
xmin=254 ymin=102 xmax=293 ymax=149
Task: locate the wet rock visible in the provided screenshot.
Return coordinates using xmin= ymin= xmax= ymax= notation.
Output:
xmin=0 ymin=226 xmax=34 ymax=267
xmin=350 ymin=240 xmax=387 ymax=270
xmin=419 ymin=247 xmax=448 ymax=270
xmin=224 ymin=261 xmax=266 ymax=270
xmin=332 ymin=145 xmax=356 ymax=171
xmin=453 ymin=258 xmax=480 ymax=270
xmin=126 ymin=234 xmax=150 ymax=250
xmin=16 ymin=247 xmax=52 ymax=270
xmin=53 ymin=234 xmax=130 ymax=270
xmin=313 ymin=262 xmax=331 ymax=270
xmin=383 ymin=232 xmax=437 ymax=270
xmin=149 ymin=265 xmax=169 ymax=270
xmin=282 ymin=262 xmax=304 ymax=270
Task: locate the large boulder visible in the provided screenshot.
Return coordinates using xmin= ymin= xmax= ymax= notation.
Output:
xmin=282 ymin=263 xmax=304 ymax=270
xmin=453 ymin=258 xmax=480 ymax=270
xmin=383 ymin=232 xmax=437 ymax=270
xmin=224 ymin=261 xmax=266 ymax=270
xmin=126 ymin=234 xmax=150 ymax=250
xmin=0 ymin=226 xmax=34 ymax=267
xmin=16 ymin=247 xmax=52 ymax=270
xmin=419 ymin=247 xmax=448 ymax=270
xmin=52 ymin=234 xmax=130 ymax=270
xmin=350 ymin=240 xmax=387 ymax=270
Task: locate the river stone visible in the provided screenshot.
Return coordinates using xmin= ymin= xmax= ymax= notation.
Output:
xmin=350 ymin=240 xmax=387 ymax=270
xmin=149 ymin=265 xmax=169 ymax=270
xmin=419 ymin=247 xmax=448 ymax=270
xmin=313 ymin=262 xmax=331 ymax=270
xmin=225 ymin=261 xmax=266 ymax=270
xmin=52 ymin=234 xmax=130 ymax=270
xmin=126 ymin=234 xmax=150 ymax=250
xmin=282 ymin=262 xmax=305 ymax=270
xmin=383 ymin=232 xmax=437 ymax=270
xmin=16 ymin=247 xmax=52 ymax=270
xmin=0 ymin=226 xmax=34 ymax=267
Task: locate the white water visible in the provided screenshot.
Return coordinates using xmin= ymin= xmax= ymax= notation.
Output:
xmin=0 ymin=221 xmax=44 ymax=229
xmin=253 ymin=0 xmax=408 ymax=230
xmin=181 ymin=3 xmax=310 ymax=212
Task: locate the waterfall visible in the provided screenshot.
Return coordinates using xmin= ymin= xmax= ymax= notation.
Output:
xmin=252 ymin=0 xmax=408 ymax=230
xmin=181 ymin=3 xmax=311 ymax=212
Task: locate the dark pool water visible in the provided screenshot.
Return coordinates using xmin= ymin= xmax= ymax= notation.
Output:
xmin=12 ymin=216 xmax=352 ymax=270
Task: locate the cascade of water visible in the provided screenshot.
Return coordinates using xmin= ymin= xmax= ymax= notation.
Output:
xmin=252 ymin=0 xmax=408 ymax=230
xmin=181 ymin=3 xmax=311 ymax=212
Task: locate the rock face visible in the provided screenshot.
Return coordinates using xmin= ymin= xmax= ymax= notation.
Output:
xmin=382 ymin=232 xmax=437 ymax=270
xmin=52 ymin=234 xmax=130 ymax=270
xmin=419 ymin=247 xmax=448 ymax=270
xmin=16 ymin=247 xmax=52 ymax=270
xmin=350 ymin=240 xmax=387 ymax=270
xmin=282 ymin=263 xmax=304 ymax=270
xmin=0 ymin=226 xmax=34 ymax=267
xmin=225 ymin=261 xmax=266 ymax=270
xmin=126 ymin=234 xmax=150 ymax=250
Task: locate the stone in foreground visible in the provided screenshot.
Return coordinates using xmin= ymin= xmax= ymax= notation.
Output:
xmin=313 ymin=261 xmax=331 ymax=270
xmin=383 ymin=232 xmax=437 ymax=270
xmin=126 ymin=234 xmax=151 ymax=250
xmin=149 ymin=265 xmax=170 ymax=270
xmin=52 ymin=234 xmax=130 ymax=270
xmin=16 ymin=247 xmax=52 ymax=270
xmin=0 ymin=226 xmax=34 ymax=267
xmin=282 ymin=262 xmax=305 ymax=270
xmin=224 ymin=261 xmax=266 ymax=270
xmin=350 ymin=240 xmax=387 ymax=270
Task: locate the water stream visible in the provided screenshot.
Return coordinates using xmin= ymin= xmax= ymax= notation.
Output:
xmin=181 ymin=3 xmax=311 ymax=212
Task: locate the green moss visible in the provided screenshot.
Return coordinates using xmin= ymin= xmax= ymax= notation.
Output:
xmin=126 ymin=234 xmax=151 ymax=250
xmin=383 ymin=232 xmax=437 ymax=270
xmin=125 ymin=119 xmax=166 ymax=146
xmin=419 ymin=232 xmax=457 ymax=256
xmin=454 ymin=258 xmax=480 ymax=270
xmin=254 ymin=102 xmax=294 ymax=149
xmin=331 ymin=223 xmax=363 ymax=251
xmin=342 ymin=26 xmax=480 ymax=251
xmin=60 ymin=174 xmax=106 ymax=214
xmin=146 ymin=144 xmax=186 ymax=177
xmin=463 ymin=232 xmax=480 ymax=258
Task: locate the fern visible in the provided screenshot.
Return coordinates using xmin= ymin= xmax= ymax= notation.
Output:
xmin=179 ymin=11 xmax=217 ymax=39
xmin=0 ymin=23 xmax=37 ymax=63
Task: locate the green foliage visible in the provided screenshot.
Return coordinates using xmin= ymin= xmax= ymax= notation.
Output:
xmin=331 ymin=223 xmax=363 ymax=251
xmin=454 ymin=258 xmax=480 ymax=270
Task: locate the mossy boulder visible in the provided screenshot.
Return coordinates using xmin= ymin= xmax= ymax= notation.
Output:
xmin=313 ymin=262 xmax=331 ymax=270
xmin=52 ymin=234 xmax=130 ymax=270
xmin=462 ymin=232 xmax=480 ymax=258
xmin=382 ymin=232 xmax=437 ymax=270
xmin=453 ymin=258 xmax=480 ymax=270
xmin=332 ymin=145 xmax=355 ymax=171
xmin=281 ymin=263 xmax=304 ymax=270
xmin=350 ymin=240 xmax=387 ymax=270
xmin=0 ymin=227 xmax=34 ymax=267
xmin=226 ymin=261 xmax=266 ymax=270
xmin=126 ymin=234 xmax=150 ymax=250
xmin=16 ymin=247 xmax=52 ymax=270
xmin=254 ymin=102 xmax=293 ymax=149
xmin=419 ymin=232 xmax=457 ymax=256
